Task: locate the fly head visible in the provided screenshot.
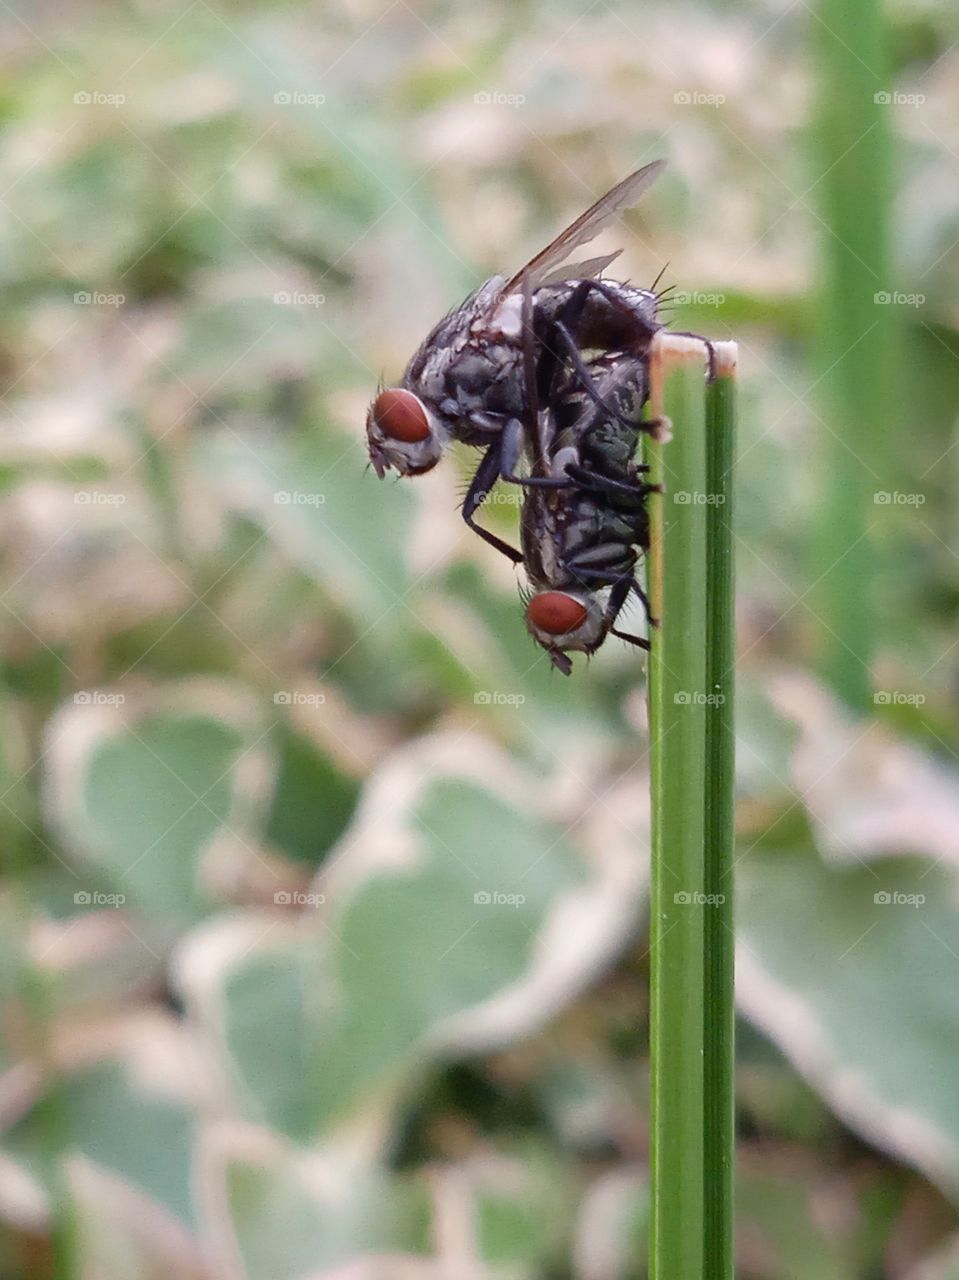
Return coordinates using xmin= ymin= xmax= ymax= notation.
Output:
xmin=366 ymin=388 xmax=446 ymax=478
xmin=525 ymin=589 xmax=607 ymax=674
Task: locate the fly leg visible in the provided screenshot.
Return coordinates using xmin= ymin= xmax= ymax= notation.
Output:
xmin=496 ymin=417 xmax=570 ymax=489
xmin=614 ymin=576 xmax=656 ymax=632
xmin=559 ymin=276 xmax=660 ymax=360
xmin=562 ymin=465 xmax=662 ymax=502
xmin=534 ymin=279 xmax=594 ymax=408
xmin=461 ymin=440 xmax=523 ymax=564
xmin=573 ymin=565 xmax=657 ymax=630
xmin=567 ymin=278 xmax=716 ymax=383
xmin=536 ymin=282 xmax=644 ymax=432
xmin=667 ymin=331 xmax=716 ymax=381
xmin=551 ymin=321 xmax=644 ymax=430
xmin=601 ymin=575 xmax=651 ymax=652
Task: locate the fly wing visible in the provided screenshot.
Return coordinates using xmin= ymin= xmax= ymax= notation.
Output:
xmin=503 ymin=159 xmax=666 ymax=292
xmin=538 ymin=249 xmax=622 ymax=287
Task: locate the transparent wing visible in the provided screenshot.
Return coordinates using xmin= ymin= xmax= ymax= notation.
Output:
xmin=538 ymin=249 xmax=622 ymax=287
xmin=504 ymin=159 xmax=666 ymax=292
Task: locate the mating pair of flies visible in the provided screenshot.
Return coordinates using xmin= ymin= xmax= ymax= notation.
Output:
xmin=365 ymin=159 xmax=712 ymax=674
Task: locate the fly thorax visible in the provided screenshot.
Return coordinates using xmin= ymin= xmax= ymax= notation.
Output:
xmin=482 ymin=283 xmax=523 ymax=340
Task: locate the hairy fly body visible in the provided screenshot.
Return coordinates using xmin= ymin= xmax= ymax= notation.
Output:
xmin=519 ymin=353 xmax=660 ymax=674
xmin=366 ymin=161 xmax=668 ymax=562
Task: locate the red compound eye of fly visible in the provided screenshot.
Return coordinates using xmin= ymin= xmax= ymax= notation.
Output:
xmin=372 ymin=389 xmax=430 ymax=443
xmin=527 ymin=592 xmax=588 ymax=636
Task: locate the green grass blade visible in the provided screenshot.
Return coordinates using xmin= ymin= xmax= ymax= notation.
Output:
xmin=646 ymin=334 xmax=738 ymax=1280
xmin=703 ymin=345 xmax=737 ymax=1280
xmin=810 ymin=0 xmax=894 ymax=708
xmin=647 ymin=335 xmax=710 ymax=1280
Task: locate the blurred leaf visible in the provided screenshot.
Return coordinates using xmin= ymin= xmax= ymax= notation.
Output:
xmin=770 ymin=673 xmax=959 ymax=868
xmin=6 ymin=1031 xmax=197 ymax=1231
xmin=572 ymin=1169 xmax=648 ymax=1280
xmin=178 ymin=734 xmax=646 ymax=1141
xmin=205 ymin=426 xmax=416 ymax=632
xmin=43 ymin=682 xmax=274 ymax=927
xmin=910 ymin=1235 xmax=959 ymax=1280
xmin=738 ymin=846 xmax=959 ymax=1197
xmin=266 ymin=727 xmax=360 ymax=867
xmin=736 ymin=1157 xmax=868 ymax=1280
xmin=201 ymin=1132 xmax=390 ymax=1280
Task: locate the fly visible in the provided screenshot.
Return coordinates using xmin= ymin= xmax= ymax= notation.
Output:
xmin=518 ymin=352 xmax=661 ymax=675
xmin=365 ymin=160 xmax=670 ymax=562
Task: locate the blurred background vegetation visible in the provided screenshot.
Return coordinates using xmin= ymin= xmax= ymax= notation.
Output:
xmin=1 ymin=0 xmax=958 ymax=1277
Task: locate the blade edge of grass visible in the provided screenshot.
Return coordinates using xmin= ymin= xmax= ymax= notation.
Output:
xmin=703 ymin=343 xmax=738 ymax=1280
xmin=647 ymin=333 xmax=710 ymax=1280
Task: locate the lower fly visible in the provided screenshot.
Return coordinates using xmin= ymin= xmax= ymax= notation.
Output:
xmin=518 ymin=352 xmax=662 ymax=674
